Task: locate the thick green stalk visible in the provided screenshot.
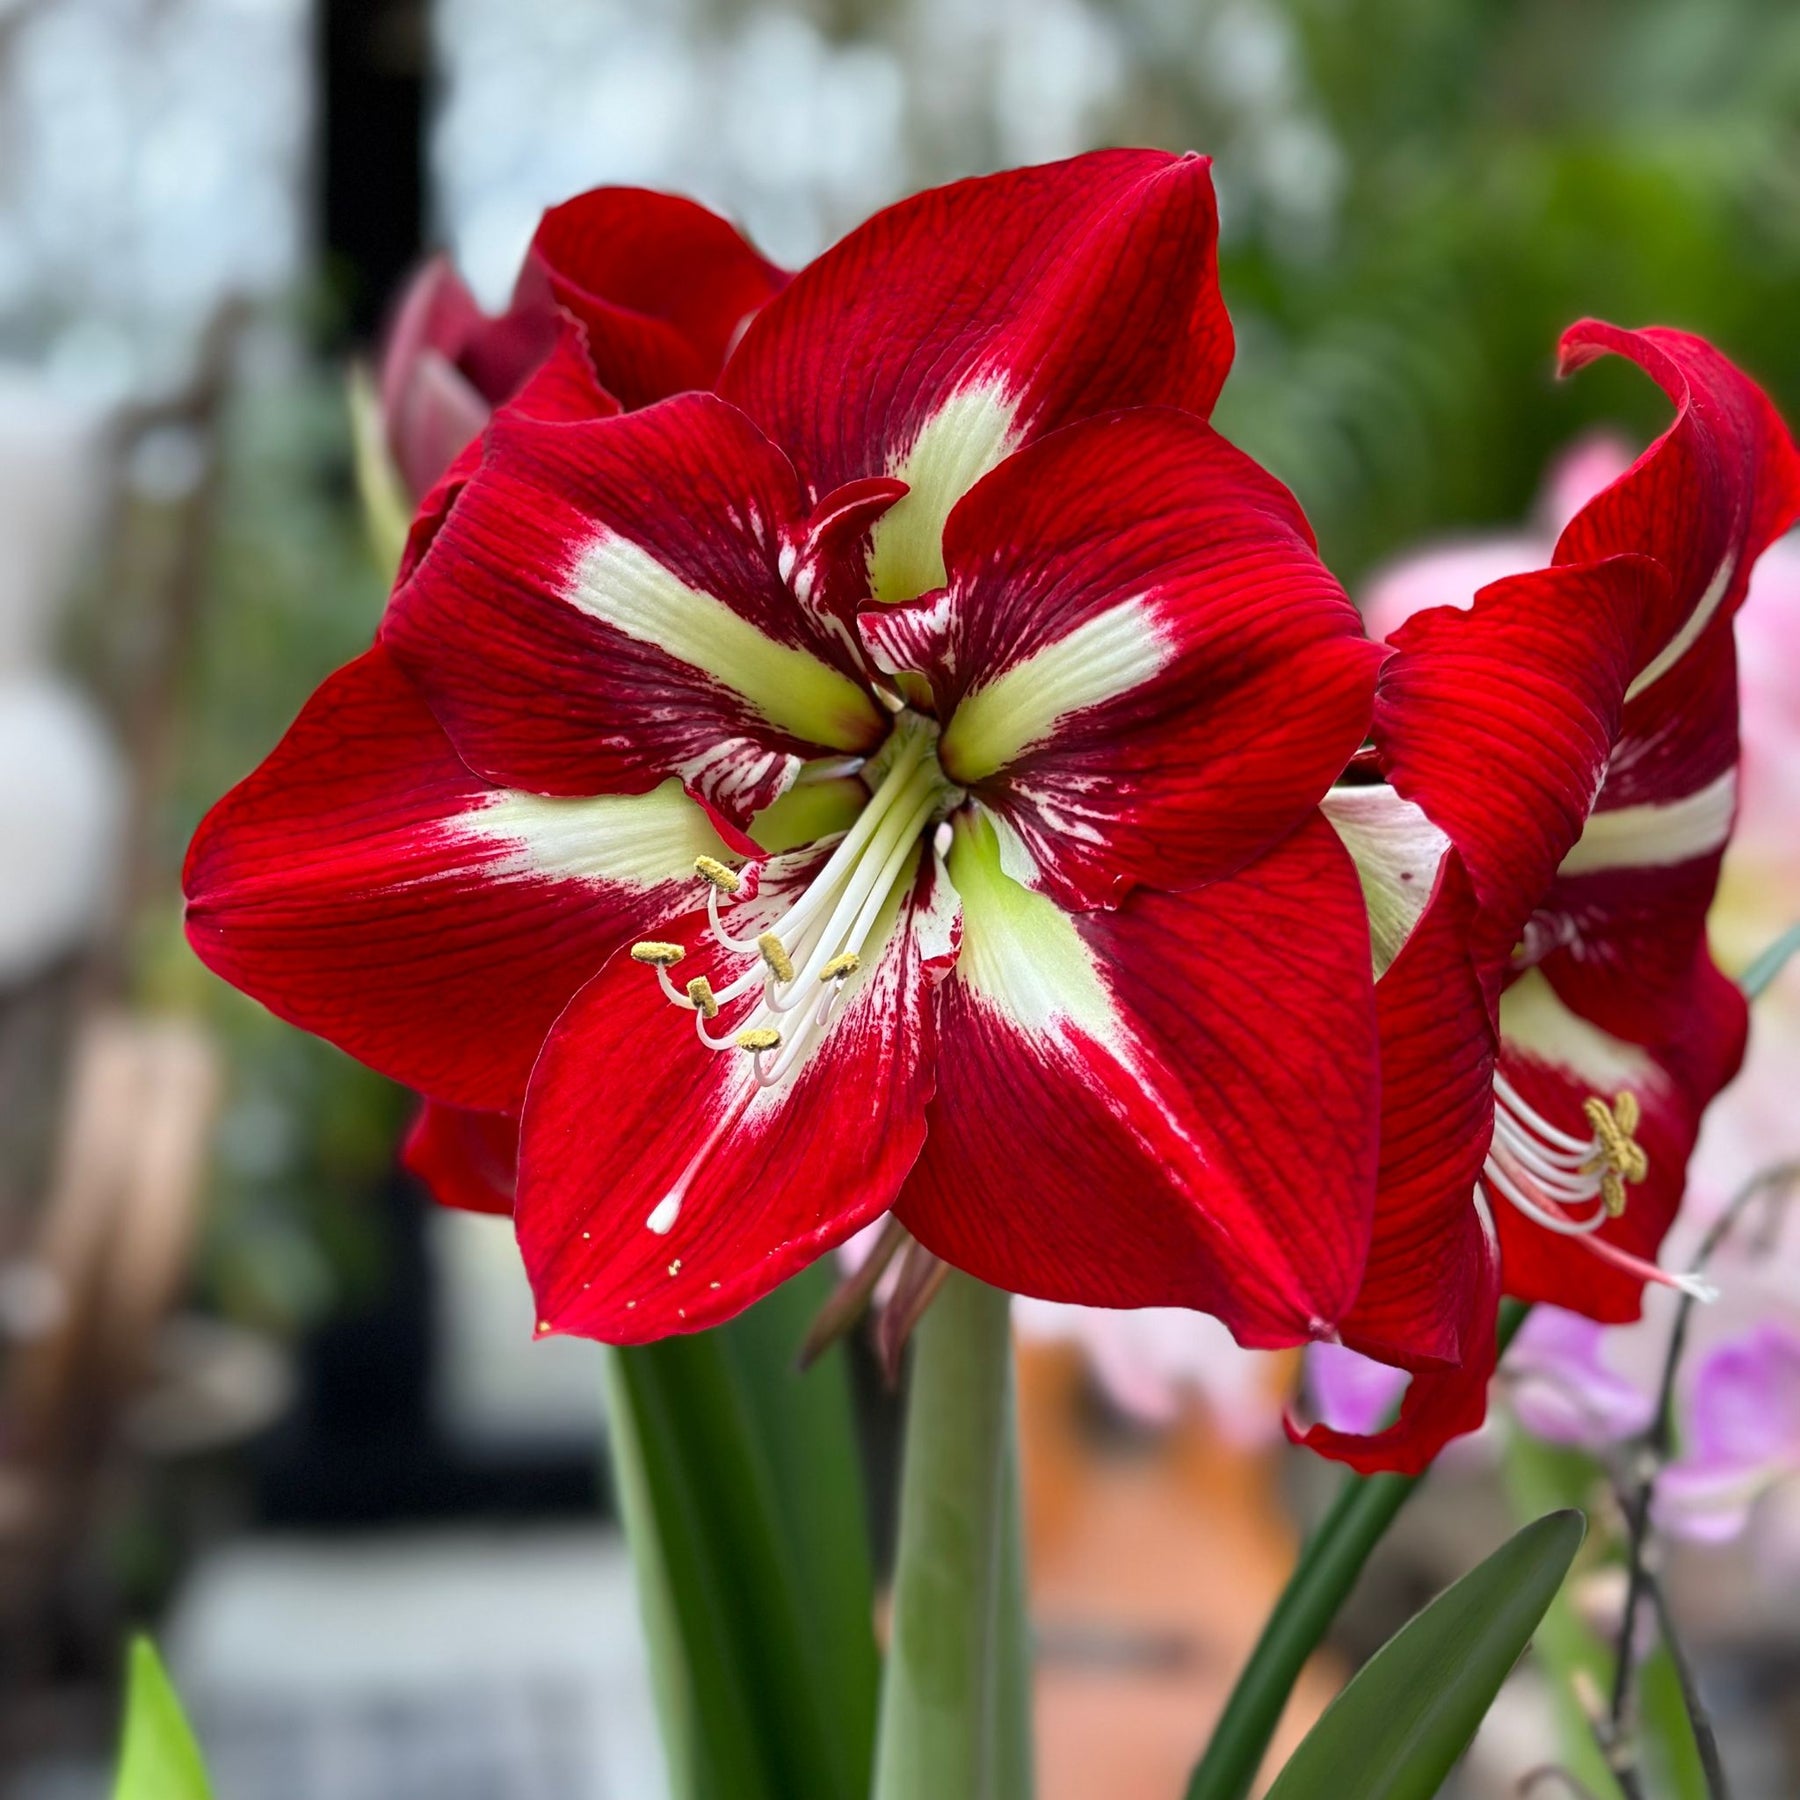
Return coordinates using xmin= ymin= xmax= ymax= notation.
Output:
xmin=1186 ymin=1300 xmax=1532 ymax=1800
xmin=873 ymin=1272 xmax=1033 ymax=1800
xmin=604 ymin=1266 xmax=879 ymax=1800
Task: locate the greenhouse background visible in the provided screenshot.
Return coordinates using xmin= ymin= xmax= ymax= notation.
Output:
xmin=2 ymin=0 xmax=1799 ymax=1794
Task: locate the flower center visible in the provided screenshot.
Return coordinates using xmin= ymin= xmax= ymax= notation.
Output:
xmin=628 ymin=713 xmax=958 ymax=1226
xmin=1482 ymin=1076 xmax=1714 ymax=1301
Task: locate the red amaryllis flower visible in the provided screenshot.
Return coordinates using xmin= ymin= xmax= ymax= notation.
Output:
xmin=378 ymin=189 xmax=787 ymax=500
xmin=189 ymin=150 xmax=1399 ymax=1356
xmin=1298 ymin=324 xmax=1800 ymax=1473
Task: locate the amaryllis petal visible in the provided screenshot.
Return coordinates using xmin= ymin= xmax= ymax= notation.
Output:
xmin=379 ymin=255 xmax=559 ymax=496
xmin=871 ymin=409 xmax=1380 ymax=909
xmin=1555 ymin=323 xmax=1800 ymax=709
xmin=1374 ymin=554 xmax=1662 ymax=969
xmin=393 ymin=322 xmax=621 ymax=585
xmin=517 ymin=845 xmax=958 ymax=1342
xmin=517 ymin=187 xmax=788 ymax=411
xmin=404 ymin=1103 xmax=519 ymax=1215
xmin=896 ymin=810 xmax=1377 ymax=1345
xmin=1288 ymin=1285 xmax=1498 ymax=1479
xmin=1319 ymin=783 xmax=1452 ymax=980
xmin=720 ymin=150 xmax=1233 ymax=602
xmin=1335 ymin=853 xmax=1497 ymax=1370
xmin=383 ymin=392 xmax=887 ymax=820
xmin=1490 ymin=965 xmax=1746 ymax=1319
xmin=183 ymin=646 xmax=737 ymax=1111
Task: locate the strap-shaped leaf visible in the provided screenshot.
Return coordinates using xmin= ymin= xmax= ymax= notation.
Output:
xmin=605 ymin=1262 xmax=880 ymax=1800
xmin=113 ymin=1638 xmax=213 ymax=1800
xmin=1265 ymin=1509 xmax=1586 ymax=1800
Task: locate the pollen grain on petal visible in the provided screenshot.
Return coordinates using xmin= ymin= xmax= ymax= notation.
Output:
xmin=757 ymin=931 xmax=796 ymax=981
xmin=695 ymin=854 xmax=742 ymax=892
xmin=735 ymin=1025 xmax=782 ymax=1052
xmin=630 ymin=940 xmax=686 ymax=966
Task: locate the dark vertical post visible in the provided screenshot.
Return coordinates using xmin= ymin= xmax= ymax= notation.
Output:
xmin=318 ymin=0 xmax=428 ymax=343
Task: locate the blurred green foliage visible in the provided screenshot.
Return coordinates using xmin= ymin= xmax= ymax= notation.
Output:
xmin=141 ymin=365 xmax=406 ymax=1334
xmin=1191 ymin=0 xmax=1800 ymax=577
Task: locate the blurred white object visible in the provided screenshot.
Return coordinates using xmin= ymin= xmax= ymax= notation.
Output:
xmin=0 ymin=673 xmax=123 ymax=981
xmin=165 ymin=1530 xmax=667 ymax=1800
xmin=0 ymin=368 xmax=108 ymax=671
xmin=0 ymin=368 xmax=124 ymax=981
xmin=430 ymin=1206 xmax=608 ymax=1452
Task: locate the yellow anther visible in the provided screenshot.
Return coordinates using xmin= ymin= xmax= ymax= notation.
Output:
xmin=1581 ymin=1090 xmax=1649 ymax=1217
xmin=630 ymin=941 xmax=685 ymax=967
xmin=735 ymin=1026 xmax=782 ymax=1052
xmin=820 ymin=952 xmax=861 ymax=981
xmin=686 ymin=975 xmax=719 ymax=1019
xmin=757 ymin=932 xmax=796 ymax=982
xmin=695 ymin=854 xmax=742 ymax=893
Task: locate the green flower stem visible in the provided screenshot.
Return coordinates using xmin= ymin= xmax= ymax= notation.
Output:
xmin=872 ymin=1271 xmax=1033 ymax=1800
xmin=1186 ymin=1300 xmax=1532 ymax=1800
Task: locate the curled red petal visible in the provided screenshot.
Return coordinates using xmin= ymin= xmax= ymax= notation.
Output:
xmin=1337 ymin=851 xmax=1497 ymax=1370
xmin=518 ymin=186 xmax=788 ymax=410
xmin=404 ymin=1103 xmax=519 ymax=1216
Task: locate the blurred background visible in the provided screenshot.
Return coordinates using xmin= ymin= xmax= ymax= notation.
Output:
xmin=3 ymin=0 xmax=1800 ymax=1794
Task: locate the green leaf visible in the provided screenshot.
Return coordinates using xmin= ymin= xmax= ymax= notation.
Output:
xmin=1640 ymin=1644 xmax=1710 ymax=1800
xmin=1500 ymin=1430 xmax=1620 ymax=1798
xmin=113 ymin=1638 xmax=213 ymax=1800
xmin=604 ymin=1263 xmax=879 ymax=1800
xmin=346 ymin=363 xmax=413 ymax=580
xmin=1264 ymin=1509 xmax=1586 ymax=1800
xmin=1740 ymin=922 xmax=1800 ymax=1001
xmin=1187 ymin=1300 xmax=1535 ymax=1800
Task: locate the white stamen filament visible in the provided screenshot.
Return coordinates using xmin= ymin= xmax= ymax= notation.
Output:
xmin=1482 ymin=1073 xmax=1715 ymax=1301
xmin=1485 ymin=1074 xmax=1612 ymax=1236
xmin=635 ymin=717 xmax=955 ymax=1233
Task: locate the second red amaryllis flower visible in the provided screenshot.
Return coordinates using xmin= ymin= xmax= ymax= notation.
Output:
xmin=1298 ymin=323 xmax=1800 ymax=1473
xmin=187 ymin=151 xmax=1397 ymax=1355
